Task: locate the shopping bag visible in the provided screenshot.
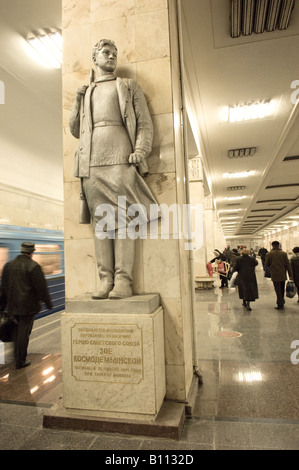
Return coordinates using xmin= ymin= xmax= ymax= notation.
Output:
xmin=229 ymin=271 xmax=238 ymax=288
xmin=264 ymin=266 xmax=271 ymax=278
xmin=0 ymin=317 xmax=17 ymax=342
xmin=206 ymin=262 xmax=213 ymax=277
xmin=286 ymin=281 xmax=296 ymax=298
xmin=217 ymin=262 xmax=226 ymax=274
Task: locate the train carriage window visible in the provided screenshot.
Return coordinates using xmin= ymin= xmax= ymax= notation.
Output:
xmin=0 ymin=247 xmax=9 ymax=277
xmin=32 ymin=244 xmax=62 ymax=276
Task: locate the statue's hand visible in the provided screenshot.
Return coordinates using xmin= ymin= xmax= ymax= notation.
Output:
xmin=128 ymin=153 xmax=144 ymax=165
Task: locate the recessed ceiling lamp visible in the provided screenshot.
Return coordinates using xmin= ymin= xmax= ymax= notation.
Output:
xmin=225 ymin=195 xmax=247 ymax=201
xmin=219 ymin=209 xmax=242 ymax=212
xmin=227 ymin=186 xmax=246 ymax=191
xmin=223 ymin=170 xmax=255 ymax=179
xmin=228 ymin=147 xmax=256 ymax=158
xmin=220 ymin=100 xmax=277 ymax=123
xmin=26 ymin=30 xmax=62 ymax=69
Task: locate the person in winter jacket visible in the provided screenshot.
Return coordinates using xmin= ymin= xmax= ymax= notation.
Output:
xmin=265 ymin=241 xmax=293 ymax=310
xmin=232 ymin=248 xmax=258 ymax=311
xmin=290 ymin=247 xmax=299 ymax=302
xmin=0 ymin=242 xmax=52 ymax=369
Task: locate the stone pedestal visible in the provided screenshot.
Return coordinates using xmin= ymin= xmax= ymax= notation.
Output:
xmin=61 ymin=294 xmax=165 ymax=421
xmin=194 ymin=276 xmax=215 ymax=290
xmin=44 ymin=294 xmax=185 ymax=438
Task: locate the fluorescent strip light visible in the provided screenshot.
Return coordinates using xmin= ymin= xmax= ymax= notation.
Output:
xmin=254 ymin=0 xmax=269 ymax=33
xmin=220 ymin=100 xmax=277 ymax=123
xmin=219 ymin=209 xmax=242 ymax=212
xmin=266 ymin=0 xmax=282 ymax=31
xmin=243 ymin=0 xmax=255 ymax=35
xmin=27 ymin=32 xmax=62 ymax=69
xmin=229 ymin=101 xmax=275 ymax=122
xmin=278 ymin=0 xmax=295 ymax=30
xmin=225 ymin=196 xmax=247 ymax=201
xmin=223 ymin=171 xmax=255 ymax=179
xmin=231 ymin=0 xmax=242 ymax=38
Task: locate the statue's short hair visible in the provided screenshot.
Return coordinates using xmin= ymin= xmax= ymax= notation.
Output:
xmin=92 ymin=39 xmax=118 ymax=64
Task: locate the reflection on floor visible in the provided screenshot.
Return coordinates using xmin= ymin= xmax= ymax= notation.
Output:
xmin=0 ymin=353 xmax=62 ymax=407
xmin=0 ymin=265 xmax=298 ymax=450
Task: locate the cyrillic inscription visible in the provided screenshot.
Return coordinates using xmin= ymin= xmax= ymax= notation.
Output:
xmin=71 ymin=323 xmax=143 ymax=383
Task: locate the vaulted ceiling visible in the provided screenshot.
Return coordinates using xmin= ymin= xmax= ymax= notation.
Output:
xmin=181 ymin=0 xmax=299 ymax=239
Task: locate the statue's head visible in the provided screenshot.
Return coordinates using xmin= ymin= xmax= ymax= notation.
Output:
xmin=92 ymin=39 xmax=117 ymax=71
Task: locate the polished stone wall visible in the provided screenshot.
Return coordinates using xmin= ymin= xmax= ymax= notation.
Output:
xmin=62 ymin=0 xmax=194 ymax=401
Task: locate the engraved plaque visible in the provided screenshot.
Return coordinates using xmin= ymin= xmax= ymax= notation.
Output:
xmin=71 ymin=323 xmax=143 ymax=384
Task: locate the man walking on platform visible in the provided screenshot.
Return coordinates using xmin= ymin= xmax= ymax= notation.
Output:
xmin=265 ymin=241 xmax=293 ymax=310
xmin=0 ymin=242 xmax=52 ymax=369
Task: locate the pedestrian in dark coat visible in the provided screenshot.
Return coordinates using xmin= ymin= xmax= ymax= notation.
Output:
xmin=258 ymin=246 xmax=268 ymax=271
xmin=290 ymin=247 xmax=299 ymax=302
xmin=0 ymin=242 xmax=52 ymax=369
xmin=265 ymin=241 xmax=293 ymax=310
xmin=232 ymin=248 xmax=258 ymax=311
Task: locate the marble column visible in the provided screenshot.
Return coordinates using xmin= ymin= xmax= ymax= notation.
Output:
xmin=204 ymin=195 xmax=215 ymax=263
xmin=188 ymin=156 xmax=206 ymax=277
xmin=62 ymin=0 xmax=194 ymax=402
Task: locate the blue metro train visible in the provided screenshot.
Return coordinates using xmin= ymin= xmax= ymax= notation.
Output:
xmin=0 ymin=225 xmax=65 ymax=319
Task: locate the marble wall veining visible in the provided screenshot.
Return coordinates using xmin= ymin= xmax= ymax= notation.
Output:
xmin=62 ymin=0 xmax=194 ymax=401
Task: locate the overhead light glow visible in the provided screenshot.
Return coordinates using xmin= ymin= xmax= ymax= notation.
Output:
xmin=224 ymin=196 xmax=247 ymax=201
xmin=220 ymin=100 xmax=277 ymax=123
xmin=219 ymin=209 xmax=242 ymax=212
xmin=238 ymin=370 xmax=263 ymax=382
xmin=223 ymin=170 xmax=255 ymax=179
xmin=26 ymin=31 xmax=62 ymax=69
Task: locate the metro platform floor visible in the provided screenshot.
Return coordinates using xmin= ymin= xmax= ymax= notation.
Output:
xmin=0 ymin=263 xmax=298 ymax=451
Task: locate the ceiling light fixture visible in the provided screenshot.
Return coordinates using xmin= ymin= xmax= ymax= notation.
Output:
xmin=231 ymin=0 xmax=294 ymax=37
xmin=225 ymin=196 xmax=247 ymax=201
xmin=228 ymin=147 xmax=256 ymax=158
xmin=220 ymin=100 xmax=277 ymax=123
xmin=223 ymin=170 xmax=255 ymax=179
xmin=230 ymin=101 xmax=276 ymax=122
xmin=227 ymin=186 xmax=246 ymax=191
xmin=26 ymin=30 xmax=62 ymax=69
xmin=220 ymin=209 xmax=243 ymax=212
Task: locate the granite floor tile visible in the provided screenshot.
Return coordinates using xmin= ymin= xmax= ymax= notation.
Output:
xmin=180 ymin=419 xmax=214 ymax=445
xmin=85 ymin=434 xmax=143 ymax=451
xmin=214 ymin=421 xmax=252 ymax=449
xmin=0 ymin=424 xmax=39 ymax=450
xmin=250 ymin=422 xmax=299 ymax=450
xmin=18 ymin=428 xmax=98 ymax=450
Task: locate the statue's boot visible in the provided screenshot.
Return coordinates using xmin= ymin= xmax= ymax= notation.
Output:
xmin=92 ymin=237 xmax=114 ymax=299
xmin=108 ymin=237 xmax=135 ymax=299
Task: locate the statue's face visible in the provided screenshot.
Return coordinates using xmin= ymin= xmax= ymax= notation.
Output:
xmin=95 ymin=44 xmax=117 ymax=73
